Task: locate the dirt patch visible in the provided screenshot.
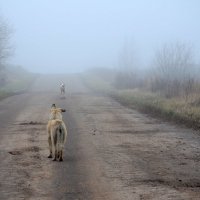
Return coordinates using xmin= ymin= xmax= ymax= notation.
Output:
xmin=9 ymin=146 xmax=41 ymax=155
xmin=8 ymin=150 xmax=22 ymax=155
xmin=18 ymin=121 xmax=45 ymax=125
xmin=135 ymin=178 xmax=200 ymax=189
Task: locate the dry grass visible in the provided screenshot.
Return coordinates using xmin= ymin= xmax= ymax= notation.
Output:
xmin=82 ymin=73 xmax=200 ymax=129
xmin=115 ymin=90 xmax=200 ymax=129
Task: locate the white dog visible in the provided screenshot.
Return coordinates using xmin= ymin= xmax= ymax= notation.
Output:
xmin=60 ymin=83 xmax=65 ymax=95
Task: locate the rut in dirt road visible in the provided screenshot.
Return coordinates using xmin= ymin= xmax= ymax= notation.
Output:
xmin=0 ymin=74 xmax=200 ymax=200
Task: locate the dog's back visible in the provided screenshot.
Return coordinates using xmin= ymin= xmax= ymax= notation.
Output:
xmin=50 ymin=119 xmax=67 ymax=146
xmin=49 ymin=108 xmax=63 ymax=120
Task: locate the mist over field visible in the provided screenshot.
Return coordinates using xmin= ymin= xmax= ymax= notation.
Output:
xmin=0 ymin=0 xmax=200 ymax=73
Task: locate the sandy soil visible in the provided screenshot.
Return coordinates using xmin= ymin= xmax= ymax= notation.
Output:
xmin=0 ymin=74 xmax=200 ymax=200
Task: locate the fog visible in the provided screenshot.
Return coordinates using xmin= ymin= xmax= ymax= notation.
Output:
xmin=0 ymin=0 xmax=200 ymax=73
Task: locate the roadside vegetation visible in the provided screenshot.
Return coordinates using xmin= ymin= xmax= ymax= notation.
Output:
xmin=0 ymin=65 xmax=37 ymax=100
xmin=0 ymin=16 xmax=36 ymax=100
xmin=82 ymin=42 xmax=200 ymax=129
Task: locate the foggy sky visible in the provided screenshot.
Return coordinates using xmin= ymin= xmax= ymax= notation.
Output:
xmin=0 ymin=0 xmax=200 ymax=73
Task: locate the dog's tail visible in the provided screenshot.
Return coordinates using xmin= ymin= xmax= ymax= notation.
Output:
xmin=56 ymin=122 xmax=67 ymax=151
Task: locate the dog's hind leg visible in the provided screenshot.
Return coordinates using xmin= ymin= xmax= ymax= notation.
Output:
xmin=58 ymin=150 xmax=63 ymax=162
xmin=48 ymin=135 xmax=53 ymax=158
xmin=52 ymin=132 xmax=58 ymax=161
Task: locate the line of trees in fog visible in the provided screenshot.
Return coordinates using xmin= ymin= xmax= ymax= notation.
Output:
xmin=114 ymin=41 xmax=199 ymax=100
xmin=0 ymin=13 xmax=199 ymax=101
xmin=114 ymin=40 xmax=140 ymax=89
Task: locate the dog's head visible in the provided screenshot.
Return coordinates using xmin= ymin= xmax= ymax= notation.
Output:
xmin=49 ymin=104 xmax=65 ymax=120
xmin=51 ymin=103 xmax=56 ymax=108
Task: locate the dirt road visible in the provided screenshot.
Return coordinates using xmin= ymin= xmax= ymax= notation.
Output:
xmin=0 ymin=74 xmax=200 ymax=200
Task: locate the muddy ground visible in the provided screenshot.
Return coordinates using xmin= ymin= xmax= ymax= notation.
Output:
xmin=0 ymin=74 xmax=200 ymax=200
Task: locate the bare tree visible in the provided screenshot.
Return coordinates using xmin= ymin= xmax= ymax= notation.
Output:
xmin=0 ymin=17 xmax=13 ymax=70
xmin=151 ymin=42 xmax=195 ymax=98
xmin=0 ymin=17 xmax=13 ymax=86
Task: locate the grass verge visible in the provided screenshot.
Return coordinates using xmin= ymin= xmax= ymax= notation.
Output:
xmin=81 ymin=73 xmax=200 ymax=129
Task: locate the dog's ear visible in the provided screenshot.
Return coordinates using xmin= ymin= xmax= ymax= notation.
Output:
xmin=51 ymin=104 xmax=56 ymax=108
xmin=61 ymin=109 xmax=66 ymax=112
